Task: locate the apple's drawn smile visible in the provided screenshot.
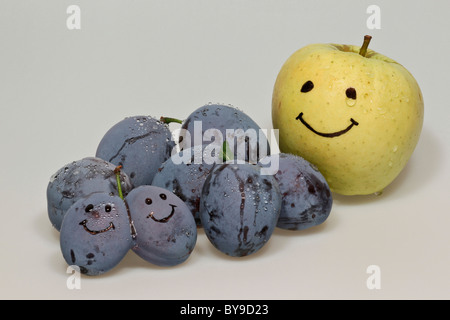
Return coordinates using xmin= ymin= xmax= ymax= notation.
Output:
xmin=297 ymin=80 xmax=359 ymax=137
xmin=79 ymin=219 xmax=115 ymax=235
xmin=296 ymin=112 xmax=359 ymax=138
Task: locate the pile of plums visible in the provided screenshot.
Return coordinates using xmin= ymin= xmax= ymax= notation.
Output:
xmin=47 ymin=103 xmax=332 ymax=276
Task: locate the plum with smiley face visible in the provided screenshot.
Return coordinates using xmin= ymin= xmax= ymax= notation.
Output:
xmin=59 ymin=193 xmax=133 ymax=276
xmin=125 ymin=185 xmax=197 ymax=267
xmin=272 ymin=36 xmax=424 ymax=195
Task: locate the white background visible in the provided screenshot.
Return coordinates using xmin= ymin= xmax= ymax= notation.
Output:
xmin=1 ymin=0 xmax=449 ymax=299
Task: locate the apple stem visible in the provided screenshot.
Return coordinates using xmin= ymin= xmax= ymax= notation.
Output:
xmin=359 ymin=35 xmax=372 ymax=57
xmin=160 ymin=116 xmax=183 ymax=124
xmin=114 ymin=165 xmax=124 ymax=200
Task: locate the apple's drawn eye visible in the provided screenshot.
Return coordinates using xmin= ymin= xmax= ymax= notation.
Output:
xmin=301 ymin=80 xmax=314 ymax=93
xmin=346 ymin=87 xmax=357 ymax=99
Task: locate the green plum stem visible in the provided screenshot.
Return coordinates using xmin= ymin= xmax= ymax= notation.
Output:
xmin=222 ymin=141 xmax=234 ymax=162
xmin=160 ymin=116 xmax=183 ymax=124
xmin=359 ymin=35 xmax=372 ymax=57
xmin=114 ymin=165 xmax=137 ymax=238
xmin=114 ymin=165 xmax=124 ymax=200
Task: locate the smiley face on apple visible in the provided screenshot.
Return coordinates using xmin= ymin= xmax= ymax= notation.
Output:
xmin=272 ymin=36 xmax=424 ymax=195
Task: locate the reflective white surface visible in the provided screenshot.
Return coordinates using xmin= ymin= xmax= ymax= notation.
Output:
xmin=0 ymin=0 xmax=449 ymax=299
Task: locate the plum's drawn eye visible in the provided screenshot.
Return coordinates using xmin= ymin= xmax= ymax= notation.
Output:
xmin=159 ymin=193 xmax=167 ymax=200
xmin=346 ymin=87 xmax=357 ymax=99
xmin=105 ymin=204 xmax=112 ymax=213
xmin=145 ymin=198 xmax=152 ymax=205
xmin=85 ymin=204 xmax=94 ymax=213
xmin=301 ymin=80 xmax=314 ymax=93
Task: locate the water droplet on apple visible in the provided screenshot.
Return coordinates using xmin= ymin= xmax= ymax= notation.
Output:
xmin=346 ymin=98 xmax=356 ymax=107
xmin=392 ymin=145 xmax=398 ymax=153
xmin=377 ymin=107 xmax=386 ymax=115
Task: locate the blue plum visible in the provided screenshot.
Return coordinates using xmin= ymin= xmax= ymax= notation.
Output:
xmin=47 ymin=157 xmax=133 ymax=231
xmin=178 ymin=104 xmax=270 ymax=163
xmin=96 ymin=116 xmax=174 ymax=187
xmin=200 ymin=162 xmax=281 ymax=257
xmin=59 ymin=193 xmax=133 ymax=276
xmin=125 ymin=185 xmax=197 ymax=267
xmin=260 ymin=153 xmax=333 ymax=231
xmin=151 ymin=145 xmax=221 ymax=226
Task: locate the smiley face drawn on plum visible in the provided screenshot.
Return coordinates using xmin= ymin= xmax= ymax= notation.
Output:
xmin=144 ymin=192 xmax=177 ymax=223
xmin=59 ymin=194 xmax=133 ymax=276
xmin=79 ymin=203 xmax=116 ymax=235
xmin=295 ymin=80 xmax=359 ymax=138
xmin=124 ymin=185 xmax=197 ymax=267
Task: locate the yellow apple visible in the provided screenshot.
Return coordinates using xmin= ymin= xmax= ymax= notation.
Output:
xmin=272 ymin=36 xmax=424 ymax=195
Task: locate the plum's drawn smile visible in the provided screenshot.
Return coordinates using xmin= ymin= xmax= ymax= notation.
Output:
xmin=79 ymin=203 xmax=116 ymax=235
xmin=296 ymin=112 xmax=359 ymax=138
xmin=147 ymin=204 xmax=176 ymax=223
xmin=144 ymin=193 xmax=176 ymax=223
xmin=79 ymin=219 xmax=115 ymax=235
